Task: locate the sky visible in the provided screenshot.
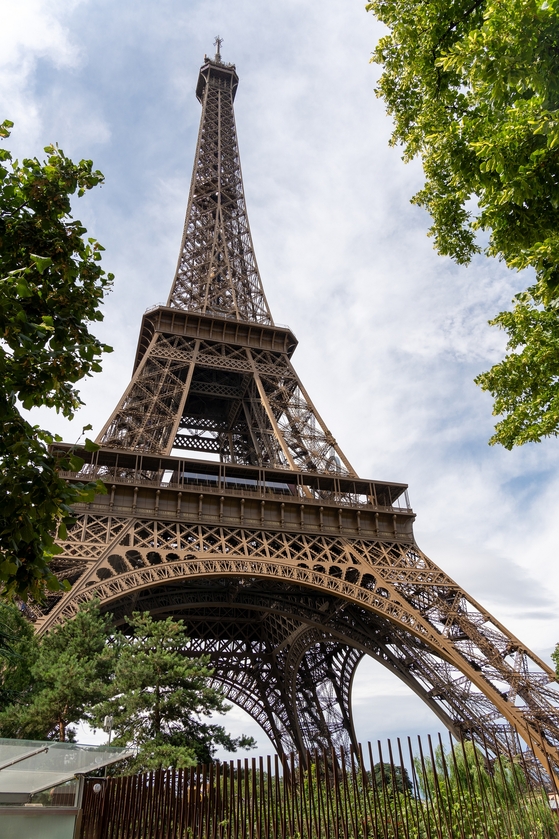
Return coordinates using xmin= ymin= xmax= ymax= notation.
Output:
xmin=2 ymin=0 xmax=559 ymax=758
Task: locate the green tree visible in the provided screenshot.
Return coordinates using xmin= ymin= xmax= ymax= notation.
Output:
xmin=373 ymin=762 xmax=412 ymax=795
xmin=0 ymin=600 xmax=38 ymax=710
xmin=0 ymin=118 xmax=112 ymax=600
xmin=551 ymin=643 xmax=559 ymax=680
xmin=416 ymin=741 xmax=554 ymax=838
xmin=93 ymin=612 xmax=255 ymax=772
xmin=366 ymin=0 xmax=559 ymax=447
xmin=0 ymin=600 xmax=115 ymax=741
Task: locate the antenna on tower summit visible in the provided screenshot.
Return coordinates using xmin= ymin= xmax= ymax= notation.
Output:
xmin=214 ymin=35 xmax=223 ymax=62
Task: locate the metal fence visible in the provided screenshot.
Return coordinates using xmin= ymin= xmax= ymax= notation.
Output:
xmin=80 ymin=734 xmax=559 ymax=839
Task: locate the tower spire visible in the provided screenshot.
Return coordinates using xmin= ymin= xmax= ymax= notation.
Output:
xmin=214 ymin=35 xmax=223 ymax=63
xmin=167 ymin=51 xmax=273 ymax=324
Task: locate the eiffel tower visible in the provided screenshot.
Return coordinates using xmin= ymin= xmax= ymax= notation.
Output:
xmin=41 ymin=42 xmax=559 ymax=768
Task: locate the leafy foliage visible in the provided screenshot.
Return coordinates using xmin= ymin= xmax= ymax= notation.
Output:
xmin=366 ymin=0 xmax=559 ymax=446
xmin=0 ymin=605 xmax=253 ymax=761
xmin=551 ymin=642 xmax=559 ymax=679
xmin=0 ymin=599 xmax=38 ymax=709
xmin=0 ymin=119 xmax=112 ymax=598
xmin=373 ymin=761 xmax=412 ymax=795
xmin=92 ymin=612 xmax=256 ymax=772
xmin=475 ymin=294 xmax=559 ymax=445
xmin=0 ymin=600 xmax=116 ymax=741
xmin=416 ymin=741 xmax=555 ymax=838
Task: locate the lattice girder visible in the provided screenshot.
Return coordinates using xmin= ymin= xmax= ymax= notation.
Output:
xmin=281 ymin=633 xmax=363 ymax=754
xmin=96 ymin=323 xmax=355 ymax=477
xmin=167 ymin=58 xmax=272 ymax=324
xmin=199 ymin=631 xmax=361 ymax=757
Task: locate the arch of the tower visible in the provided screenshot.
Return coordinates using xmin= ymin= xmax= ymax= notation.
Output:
xmin=93 ymin=574 xmax=457 ymax=754
xmin=105 ymin=578 xmax=373 ymax=757
xmin=39 ymin=509 xmax=559 ymax=769
xmin=40 ymin=547 xmax=559 ymax=765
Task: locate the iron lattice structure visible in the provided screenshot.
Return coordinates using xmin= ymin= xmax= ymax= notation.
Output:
xmin=40 ymin=49 xmax=559 ymax=769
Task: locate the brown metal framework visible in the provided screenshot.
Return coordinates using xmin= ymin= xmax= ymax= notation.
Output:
xmin=40 ymin=47 xmax=559 ymax=770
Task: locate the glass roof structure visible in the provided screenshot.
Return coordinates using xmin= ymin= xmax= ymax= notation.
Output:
xmin=0 ymin=738 xmax=132 ymax=796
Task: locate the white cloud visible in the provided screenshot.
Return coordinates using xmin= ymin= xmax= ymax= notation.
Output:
xmin=0 ymin=0 xmax=85 ymax=143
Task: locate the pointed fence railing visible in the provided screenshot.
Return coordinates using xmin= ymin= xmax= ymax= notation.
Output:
xmin=80 ymin=733 xmax=559 ymax=839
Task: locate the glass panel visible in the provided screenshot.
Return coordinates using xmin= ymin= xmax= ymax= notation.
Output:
xmin=0 ymin=738 xmax=131 ymax=795
xmin=28 ymin=779 xmax=78 ymax=807
xmin=0 ymin=740 xmax=49 ymax=769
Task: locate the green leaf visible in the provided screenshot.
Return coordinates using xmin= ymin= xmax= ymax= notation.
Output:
xmin=68 ymin=455 xmax=85 ymax=472
xmin=45 ymin=575 xmax=62 ymax=592
xmin=30 ymin=255 xmax=53 ymax=275
xmin=16 ymin=280 xmax=33 ymax=298
xmin=0 ymin=119 xmax=13 ymax=139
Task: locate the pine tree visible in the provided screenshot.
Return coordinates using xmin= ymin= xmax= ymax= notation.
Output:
xmin=0 ymin=599 xmax=115 ymax=740
xmin=0 ymin=600 xmax=38 ymax=711
xmin=93 ymin=611 xmax=255 ymax=772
